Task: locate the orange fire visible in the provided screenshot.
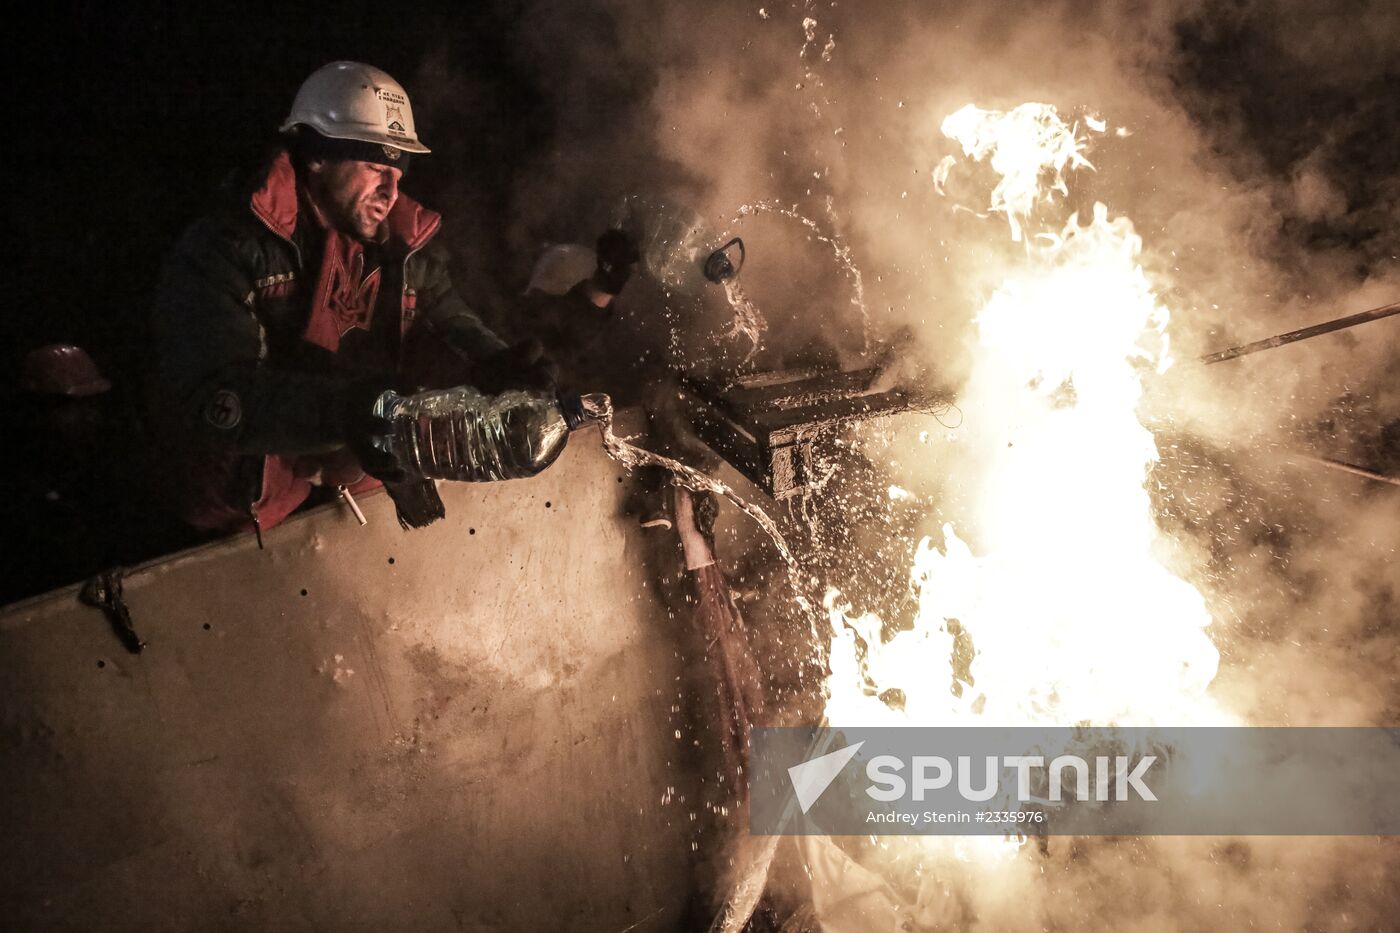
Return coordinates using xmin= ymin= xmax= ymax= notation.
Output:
xmin=819 ymin=106 xmax=1228 ymax=883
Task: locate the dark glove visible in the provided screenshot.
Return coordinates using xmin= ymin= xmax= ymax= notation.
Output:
xmin=343 ymin=379 xmax=409 ymax=483
xmin=692 ymin=488 xmax=719 ymax=545
xmin=474 ymin=338 xmax=561 ymax=394
xmin=594 ymin=228 xmax=641 ymax=296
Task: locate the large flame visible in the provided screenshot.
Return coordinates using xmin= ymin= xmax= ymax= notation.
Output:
xmin=815 ymin=103 xmax=1227 ymax=898
xmin=826 ymin=103 xmax=1225 ymax=733
xmin=934 ymin=102 xmax=1100 ymax=242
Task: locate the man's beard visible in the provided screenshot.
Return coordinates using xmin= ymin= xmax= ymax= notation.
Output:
xmin=337 ymin=200 xmax=383 ymax=241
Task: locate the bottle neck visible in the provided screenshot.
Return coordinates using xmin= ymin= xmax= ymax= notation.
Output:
xmin=557 ymin=392 xmax=612 ymax=431
xmin=557 ymin=393 xmax=589 ymax=431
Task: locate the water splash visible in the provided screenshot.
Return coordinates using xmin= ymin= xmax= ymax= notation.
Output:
xmin=731 ymin=199 xmax=870 ymax=352
xmin=584 ymin=395 xmax=798 ymax=576
xmin=800 ymin=17 xmax=819 ymax=57
xmin=721 ymin=278 xmax=767 ymax=362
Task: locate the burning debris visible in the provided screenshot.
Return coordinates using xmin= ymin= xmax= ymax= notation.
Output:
xmin=676 ymin=364 xmax=944 ymax=501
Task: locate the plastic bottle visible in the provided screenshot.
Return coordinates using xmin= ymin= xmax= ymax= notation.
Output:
xmin=374 ymin=387 xmax=606 ymax=482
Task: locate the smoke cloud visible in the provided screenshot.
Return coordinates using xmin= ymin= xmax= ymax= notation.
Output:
xmin=415 ymin=0 xmax=1399 ymax=926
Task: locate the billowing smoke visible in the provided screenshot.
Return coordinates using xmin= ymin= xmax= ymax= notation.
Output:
xmin=417 ymin=0 xmax=1398 ymax=926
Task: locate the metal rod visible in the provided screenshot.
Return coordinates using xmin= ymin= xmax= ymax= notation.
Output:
xmin=1199 ymin=300 xmax=1400 ymax=365
xmin=1287 ymin=452 xmax=1400 ymax=487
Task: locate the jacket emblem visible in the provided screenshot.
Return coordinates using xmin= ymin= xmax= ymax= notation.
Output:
xmin=305 ymin=233 xmax=382 ymax=351
xmin=326 ymin=248 xmax=382 ymax=335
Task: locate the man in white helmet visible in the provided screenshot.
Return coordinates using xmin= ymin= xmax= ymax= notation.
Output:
xmin=151 ymin=62 xmax=560 ymax=536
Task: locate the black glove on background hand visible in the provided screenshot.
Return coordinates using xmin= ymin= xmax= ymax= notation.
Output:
xmin=594 ymin=228 xmax=641 ymax=296
xmin=474 ymin=338 xmax=561 ymax=394
xmin=344 ymin=379 xmax=409 ymax=483
xmin=354 ymin=438 xmax=409 ymax=485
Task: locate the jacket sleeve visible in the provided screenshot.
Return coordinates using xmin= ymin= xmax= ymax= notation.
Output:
xmin=151 ymin=217 xmax=357 ymax=455
xmin=413 ymin=241 xmax=509 ymax=361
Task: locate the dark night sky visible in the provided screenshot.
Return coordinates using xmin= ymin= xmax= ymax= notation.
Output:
xmin=10 ymin=2 xmax=553 ymax=379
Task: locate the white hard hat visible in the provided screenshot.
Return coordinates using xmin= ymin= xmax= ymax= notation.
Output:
xmin=280 ymin=61 xmax=430 ymax=154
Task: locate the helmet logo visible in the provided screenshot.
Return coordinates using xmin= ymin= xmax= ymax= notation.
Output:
xmin=383 ymin=103 xmax=406 ymax=133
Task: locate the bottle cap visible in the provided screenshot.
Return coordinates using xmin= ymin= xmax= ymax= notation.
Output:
xmin=557 ymin=393 xmax=589 ymax=431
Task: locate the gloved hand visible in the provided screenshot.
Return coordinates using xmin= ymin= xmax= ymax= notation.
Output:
xmin=344 ymin=379 xmax=409 ymax=483
xmin=593 ymin=228 xmax=641 ymax=296
xmin=474 ymin=338 xmax=561 ymax=394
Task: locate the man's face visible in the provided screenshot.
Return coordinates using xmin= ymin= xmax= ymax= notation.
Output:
xmin=307 ymin=159 xmax=402 ymax=240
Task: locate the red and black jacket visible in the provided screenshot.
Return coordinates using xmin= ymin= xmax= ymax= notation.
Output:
xmin=151 ymin=150 xmax=507 ymax=533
